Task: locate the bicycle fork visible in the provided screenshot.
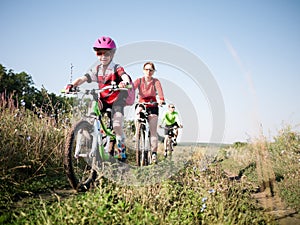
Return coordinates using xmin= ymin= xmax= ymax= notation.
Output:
xmin=74 ymin=129 xmax=88 ymax=158
xmin=92 ymin=119 xmax=110 ymax=161
xmin=144 ymin=123 xmax=151 ymax=164
xmin=145 ymin=123 xmax=150 ymax=152
xmin=73 ymin=120 xmax=100 ymax=160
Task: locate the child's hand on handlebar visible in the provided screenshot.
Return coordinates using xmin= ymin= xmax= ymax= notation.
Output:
xmin=118 ymin=81 xmax=129 ymax=88
xmin=65 ymin=84 xmax=74 ymax=93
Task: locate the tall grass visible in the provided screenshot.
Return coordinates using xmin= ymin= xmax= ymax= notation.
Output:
xmin=268 ymin=126 xmax=300 ymax=211
xmin=1 ymin=94 xmax=299 ymax=224
xmin=0 ymin=95 xmax=68 ymax=216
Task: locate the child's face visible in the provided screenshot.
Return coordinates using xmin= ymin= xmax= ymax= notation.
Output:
xmin=96 ymin=50 xmax=113 ymax=66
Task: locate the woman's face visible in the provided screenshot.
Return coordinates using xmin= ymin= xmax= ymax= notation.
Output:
xmin=143 ymin=64 xmax=155 ymax=78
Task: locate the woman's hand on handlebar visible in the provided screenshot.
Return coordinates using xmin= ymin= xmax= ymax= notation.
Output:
xmin=158 ymin=100 xmax=166 ymax=106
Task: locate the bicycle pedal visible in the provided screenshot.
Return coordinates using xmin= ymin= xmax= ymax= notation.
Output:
xmin=151 ymin=154 xmax=157 ymax=164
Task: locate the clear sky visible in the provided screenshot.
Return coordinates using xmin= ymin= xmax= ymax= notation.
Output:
xmin=1 ymin=0 xmax=300 ymax=144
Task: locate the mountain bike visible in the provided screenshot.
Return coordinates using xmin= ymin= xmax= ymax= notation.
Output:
xmin=160 ymin=126 xmax=179 ymax=159
xmin=63 ymin=84 xmax=129 ymax=191
xmin=135 ymin=102 xmax=165 ymax=166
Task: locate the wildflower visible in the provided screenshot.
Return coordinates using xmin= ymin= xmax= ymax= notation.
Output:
xmin=200 ymin=203 xmax=206 ymax=212
xmin=27 ymin=136 xmax=31 ymax=141
xmin=21 ymin=100 xmax=26 ymax=106
xmin=201 ymin=166 xmax=207 ymax=172
xmin=208 ymin=189 xmax=215 ymax=194
xmin=202 ymin=197 xmax=207 ymax=202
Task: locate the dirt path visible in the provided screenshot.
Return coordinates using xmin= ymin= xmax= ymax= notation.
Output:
xmin=252 ymin=191 xmax=300 ymax=225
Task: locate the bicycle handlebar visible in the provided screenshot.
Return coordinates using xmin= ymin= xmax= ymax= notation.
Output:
xmin=137 ymin=101 xmax=166 ymax=106
xmin=61 ymin=84 xmax=132 ymax=95
xmin=159 ymin=126 xmax=182 ymax=130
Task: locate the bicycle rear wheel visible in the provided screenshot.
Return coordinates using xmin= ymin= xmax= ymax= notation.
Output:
xmin=64 ymin=120 xmax=98 ymax=191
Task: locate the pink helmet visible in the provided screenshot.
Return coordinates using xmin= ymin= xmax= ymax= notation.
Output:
xmin=93 ymin=36 xmax=116 ymax=50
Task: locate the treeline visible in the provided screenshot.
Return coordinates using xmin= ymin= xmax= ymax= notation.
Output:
xmin=0 ymin=64 xmax=71 ymax=123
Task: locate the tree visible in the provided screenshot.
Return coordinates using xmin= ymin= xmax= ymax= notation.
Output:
xmin=0 ymin=64 xmax=72 ymax=124
xmin=0 ymin=64 xmax=37 ymax=101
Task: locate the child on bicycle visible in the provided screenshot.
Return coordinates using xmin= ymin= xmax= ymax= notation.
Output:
xmin=160 ymin=104 xmax=183 ymax=157
xmin=65 ymin=36 xmax=131 ymax=162
xmin=133 ymin=62 xmax=165 ymax=163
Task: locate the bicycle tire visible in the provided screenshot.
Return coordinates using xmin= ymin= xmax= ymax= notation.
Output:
xmin=167 ymin=136 xmax=173 ymax=159
xmin=136 ymin=122 xmax=146 ymax=166
xmin=145 ymin=133 xmax=152 ymax=165
xmin=64 ymin=120 xmax=98 ymax=190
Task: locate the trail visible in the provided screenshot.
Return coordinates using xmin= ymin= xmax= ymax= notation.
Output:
xmin=252 ymin=140 xmax=300 ymax=224
xmin=224 ymin=140 xmax=300 ymax=225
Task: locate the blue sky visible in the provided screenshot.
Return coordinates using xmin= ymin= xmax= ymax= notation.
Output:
xmin=1 ymin=0 xmax=300 ymax=143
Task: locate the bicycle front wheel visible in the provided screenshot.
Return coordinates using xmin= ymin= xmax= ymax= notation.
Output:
xmin=64 ymin=120 xmax=97 ymax=190
xmin=136 ymin=122 xmax=147 ymax=166
xmin=166 ymin=136 xmax=173 ymax=159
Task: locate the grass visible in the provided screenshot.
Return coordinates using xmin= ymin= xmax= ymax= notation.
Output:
xmin=1 ymin=96 xmax=299 ymax=224
xmin=7 ymin=164 xmax=274 ymax=225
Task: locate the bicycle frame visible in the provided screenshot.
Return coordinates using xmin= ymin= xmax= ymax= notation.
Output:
xmin=140 ymin=116 xmax=150 ymax=149
xmin=89 ymin=109 xmax=115 ymax=161
xmin=72 ymin=89 xmax=117 ymax=162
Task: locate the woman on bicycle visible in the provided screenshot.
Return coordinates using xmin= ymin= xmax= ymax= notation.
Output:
xmin=65 ymin=36 xmax=131 ymax=162
xmin=160 ymin=104 xmax=183 ymax=157
xmin=133 ymin=62 xmax=165 ymax=163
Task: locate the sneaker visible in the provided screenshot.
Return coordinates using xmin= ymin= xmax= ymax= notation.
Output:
xmin=173 ymin=138 xmax=177 ymax=146
xmin=117 ymin=139 xmax=126 ymax=160
xmin=164 ymin=150 xmax=167 ymax=158
xmin=152 ymin=152 xmax=157 ymax=164
xmin=119 ymin=157 xmax=127 ymax=163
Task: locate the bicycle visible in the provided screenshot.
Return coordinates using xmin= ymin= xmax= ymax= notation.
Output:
xmin=63 ymin=84 xmax=130 ymax=191
xmin=135 ymin=102 xmax=164 ymax=167
xmin=160 ymin=126 xmax=180 ymax=159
